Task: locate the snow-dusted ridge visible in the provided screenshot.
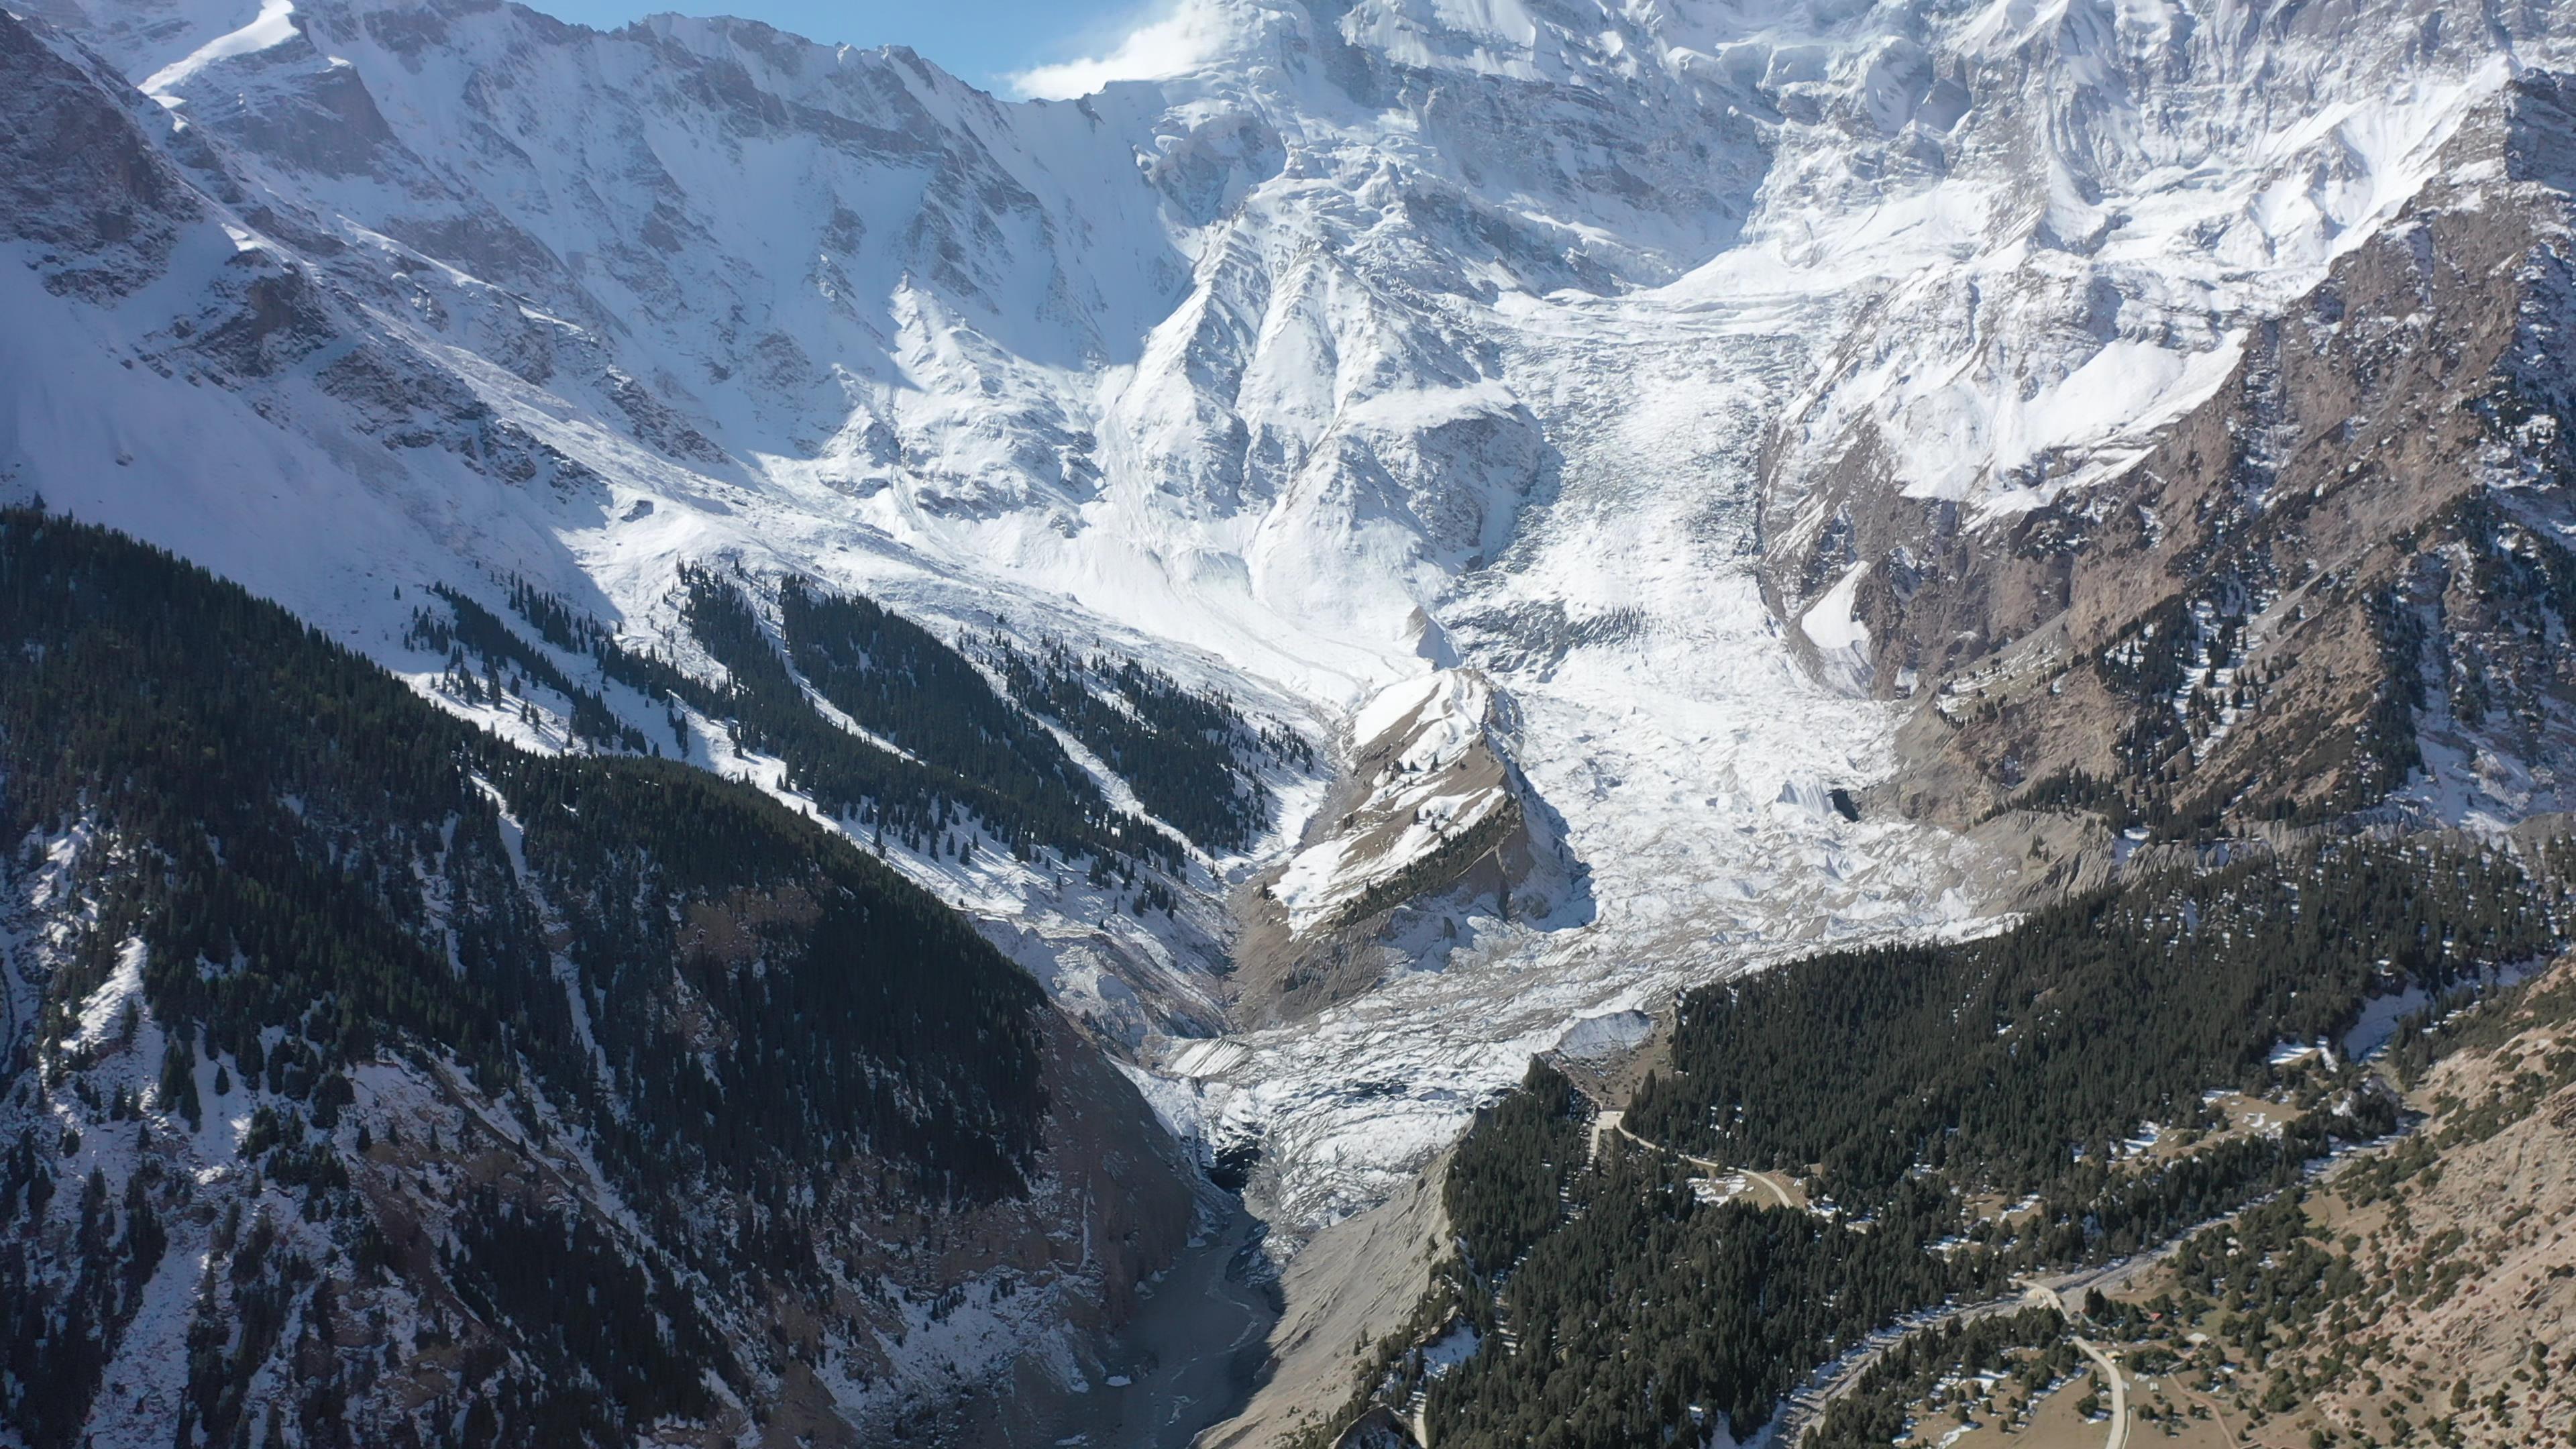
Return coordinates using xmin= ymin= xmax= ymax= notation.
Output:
xmin=4 ymin=0 xmax=2572 ymax=1246
xmin=1270 ymin=669 xmax=1513 ymax=932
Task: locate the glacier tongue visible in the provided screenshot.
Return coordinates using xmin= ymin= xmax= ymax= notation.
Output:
xmin=4 ymin=0 xmax=2571 ymax=1239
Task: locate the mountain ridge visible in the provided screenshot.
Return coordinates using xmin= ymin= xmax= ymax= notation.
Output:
xmin=0 ymin=506 xmax=1214 ymax=1446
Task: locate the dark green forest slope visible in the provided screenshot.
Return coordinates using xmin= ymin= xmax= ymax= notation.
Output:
xmin=407 ymin=561 xmax=1303 ymax=879
xmin=0 ymin=508 xmax=1192 ymax=1448
xmin=1629 ymin=843 xmax=2562 ymax=1203
xmin=1327 ymin=841 xmax=2575 ymax=1449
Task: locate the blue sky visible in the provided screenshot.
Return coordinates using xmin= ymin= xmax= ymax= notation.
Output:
xmin=518 ymin=0 xmax=1179 ymax=95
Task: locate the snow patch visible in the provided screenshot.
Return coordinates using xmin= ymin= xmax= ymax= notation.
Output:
xmin=140 ymin=0 xmax=297 ymax=103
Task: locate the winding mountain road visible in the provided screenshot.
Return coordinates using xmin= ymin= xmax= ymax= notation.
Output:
xmin=2027 ymin=1283 xmax=2131 ymax=1449
xmin=1592 ymin=1111 xmax=1797 ymax=1208
xmin=2075 ymin=1337 xmax=2131 ymax=1449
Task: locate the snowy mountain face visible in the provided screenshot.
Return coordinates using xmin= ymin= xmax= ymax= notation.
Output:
xmin=7 ymin=0 xmax=2576 ymax=1397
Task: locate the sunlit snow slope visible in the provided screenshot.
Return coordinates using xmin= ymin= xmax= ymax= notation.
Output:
xmin=5 ymin=0 xmax=2571 ymax=1234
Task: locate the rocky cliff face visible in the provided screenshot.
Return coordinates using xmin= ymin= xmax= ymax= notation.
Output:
xmin=7 ymin=0 xmax=2576 ymax=1353
xmin=1809 ymin=72 xmax=2576 ymax=839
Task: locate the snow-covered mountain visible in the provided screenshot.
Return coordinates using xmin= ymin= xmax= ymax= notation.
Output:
xmin=9 ymin=0 xmax=2576 ymax=1415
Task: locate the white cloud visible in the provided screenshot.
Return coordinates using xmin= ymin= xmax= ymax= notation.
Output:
xmin=1003 ymin=0 xmax=1228 ymax=99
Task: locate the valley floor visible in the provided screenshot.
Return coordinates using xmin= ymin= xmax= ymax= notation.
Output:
xmin=1023 ymin=1210 xmax=1279 ymax=1449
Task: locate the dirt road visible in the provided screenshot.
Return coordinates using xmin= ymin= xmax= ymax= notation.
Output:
xmin=1597 ymin=1112 xmax=1796 ymax=1208
xmin=2074 ymin=1337 xmax=2131 ymax=1449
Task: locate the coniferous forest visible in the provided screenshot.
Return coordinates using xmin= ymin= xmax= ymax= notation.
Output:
xmin=411 ymin=562 xmax=1293 ymax=878
xmin=990 ymin=636 xmax=1299 ymax=854
xmin=1627 ymin=841 xmax=2561 ymax=1203
xmin=0 ymin=509 xmax=1115 ymax=1446
xmin=678 ymin=568 xmax=1183 ymax=869
xmin=1331 ymin=839 xmax=2576 ymax=1449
